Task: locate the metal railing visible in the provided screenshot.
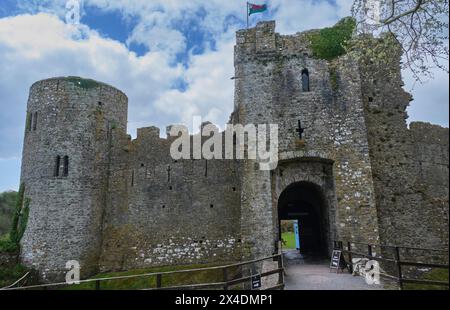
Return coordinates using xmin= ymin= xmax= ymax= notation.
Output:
xmin=2 ymin=252 xmax=284 ymax=291
xmin=334 ymin=240 xmax=449 ymax=289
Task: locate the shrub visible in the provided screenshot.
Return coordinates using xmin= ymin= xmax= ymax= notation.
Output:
xmin=308 ymin=17 xmax=356 ymax=61
xmin=1 ymin=183 xmax=29 ymax=253
xmin=0 ymin=239 xmax=19 ymax=253
xmin=10 ymin=184 xmax=25 ymax=244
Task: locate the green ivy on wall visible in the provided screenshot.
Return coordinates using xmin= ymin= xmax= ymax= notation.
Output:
xmin=308 ymin=17 xmax=356 ymax=61
xmin=17 ymin=198 xmax=30 ymax=243
xmin=0 ymin=183 xmax=30 ymax=253
xmin=9 ymin=183 xmax=25 ymax=244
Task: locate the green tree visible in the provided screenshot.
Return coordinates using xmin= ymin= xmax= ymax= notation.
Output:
xmin=0 ymin=184 xmax=30 ymax=253
xmin=0 ymin=191 xmax=17 ymax=236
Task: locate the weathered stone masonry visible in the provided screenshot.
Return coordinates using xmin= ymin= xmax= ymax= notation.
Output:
xmin=19 ymin=21 xmax=449 ymax=281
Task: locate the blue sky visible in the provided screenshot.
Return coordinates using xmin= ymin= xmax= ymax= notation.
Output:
xmin=0 ymin=0 xmax=448 ymax=192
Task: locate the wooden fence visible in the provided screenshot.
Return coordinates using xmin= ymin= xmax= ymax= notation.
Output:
xmin=334 ymin=240 xmax=449 ymax=289
xmin=2 ymin=252 xmax=284 ymax=291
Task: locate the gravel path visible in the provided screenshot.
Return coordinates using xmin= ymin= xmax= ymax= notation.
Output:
xmin=283 ymin=250 xmax=384 ymax=290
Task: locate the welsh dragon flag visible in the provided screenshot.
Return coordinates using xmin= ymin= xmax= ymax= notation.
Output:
xmin=248 ymin=3 xmax=267 ymax=16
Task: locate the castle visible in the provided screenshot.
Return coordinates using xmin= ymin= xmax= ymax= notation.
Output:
xmin=19 ymin=21 xmax=449 ymax=281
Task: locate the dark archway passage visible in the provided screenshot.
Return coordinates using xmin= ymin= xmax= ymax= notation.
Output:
xmin=278 ymin=182 xmax=329 ymax=257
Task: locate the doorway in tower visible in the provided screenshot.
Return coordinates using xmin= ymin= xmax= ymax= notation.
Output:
xmin=278 ymin=181 xmax=330 ymax=258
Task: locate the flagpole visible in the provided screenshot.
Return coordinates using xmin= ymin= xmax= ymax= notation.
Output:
xmin=246 ymin=2 xmax=249 ymax=29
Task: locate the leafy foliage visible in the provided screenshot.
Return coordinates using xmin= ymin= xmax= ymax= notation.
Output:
xmin=280 ymin=220 xmax=294 ymax=233
xmin=17 ymin=198 xmax=30 ymax=244
xmin=0 ymin=191 xmax=17 ymax=236
xmin=0 ymin=239 xmax=19 ymax=253
xmin=308 ymin=17 xmax=356 ymax=61
xmin=0 ymin=184 xmax=30 ymax=253
xmin=10 ymin=184 xmax=25 ymax=244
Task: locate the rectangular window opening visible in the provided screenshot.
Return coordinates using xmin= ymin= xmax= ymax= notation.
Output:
xmin=54 ymin=156 xmax=61 ymax=177
xmin=63 ymin=156 xmax=69 ymax=177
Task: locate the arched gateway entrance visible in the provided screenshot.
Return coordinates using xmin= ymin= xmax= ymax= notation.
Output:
xmin=278 ymin=182 xmax=330 ymax=257
xmin=273 ymin=158 xmax=337 ymax=259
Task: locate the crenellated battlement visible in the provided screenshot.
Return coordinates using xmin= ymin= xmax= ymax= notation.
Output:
xmin=235 ymin=21 xmax=314 ymax=63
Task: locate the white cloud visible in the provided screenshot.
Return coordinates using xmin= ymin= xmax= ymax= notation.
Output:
xmin=269 ymin=0 xmax=344 ymax=33
xmin=154 ymin=37 xmax=236 ymax=130
xmin=125 ymin=11 xmax=187 ymax=57
xmin=0 ymin=13 xmax=182 ymax=157
xmin=405 ymin=67 xmax=450 ymax=127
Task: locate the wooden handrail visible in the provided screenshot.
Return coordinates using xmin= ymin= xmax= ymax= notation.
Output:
xmin=3 ymin=252 xmax=284 ymax=291
xmin=337 ymin=240 xmax=448 ymax=253
xmin=335 ymin=240 xmax=449 ymax=289
xmin=145 ymin=268 xmax=284 ymax=291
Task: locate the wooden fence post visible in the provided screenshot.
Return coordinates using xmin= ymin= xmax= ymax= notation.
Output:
xmin=347 ymin=242 xmax=353 ymax=273
xmin=223 ymin=267 xmax=229 ymax=290
xmin=156 ymin=274 xmax=162 ymax=289
xmin=394 ymin=247 xmax=403 ymax=290
xmin=277 ymin=254 xmax=285 ymax=287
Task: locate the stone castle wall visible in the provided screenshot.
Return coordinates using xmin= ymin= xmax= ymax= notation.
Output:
xmin=18 ymin=21 xmax=449 ymax=281
xmin=358 ymin=40 xmax=449 ymax=250
xmin=99 ymin=128 xmax=242 ymax=272
xmin=410 ymin=122 xmax=449 ymax=247
xmin=234 ymin=21 xmax=380 ymax=260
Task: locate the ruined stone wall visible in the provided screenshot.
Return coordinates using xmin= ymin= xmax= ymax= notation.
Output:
xmin=100 ymin=128 xmax=242 ymax=272
xmin=234 ymin=21 xmax=380 ymax=260
xmin=20 ymin=77 xmax=128 ymax=281
xmin=359 ymin=40 xmax=449 ymax=250
xmin=409 ymin=122 xmax=449 ymax=247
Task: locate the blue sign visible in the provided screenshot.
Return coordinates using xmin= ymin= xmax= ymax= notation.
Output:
xmin=293 ymin=220 xmax=300 ymax=250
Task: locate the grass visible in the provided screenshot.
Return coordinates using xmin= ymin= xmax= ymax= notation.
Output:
xmin=282 ymin=232 xmax=297 ymax=250
xmin=63 ymin=263 xmax=240 ymax=290
xmin=0 ymin=264 xmax=29 ymax=288
xmin=403 ymin=268 xmax=449 ymax=290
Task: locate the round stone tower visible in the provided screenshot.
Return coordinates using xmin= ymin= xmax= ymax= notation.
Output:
xmin=19 ymin=77 xmax=128 ymax=281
